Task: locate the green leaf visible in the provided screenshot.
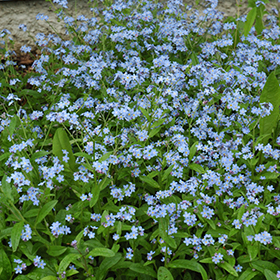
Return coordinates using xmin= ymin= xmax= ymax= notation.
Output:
xmin=168 ymin=259 xmax=207 ymax=280
xmin=47 ymin=246 xmax=67 ymax=257
xmin=31 ymin=151 xmax=49 ymax=161
xmin=259 ymin=72 xmax=280 ymax=144
xmin=74 ymin=152 xmax=93 ymax=161
xmin=157 ymin=266 xmax=174 ymax=280
xmin=255 ymin=172 xmax=280 ymax=180
xmin=255 ymin=7 xmax=264 ymax=35
xmin=199 ymin=258 xmax=213 ymax=264
xmin=264 ymin=269 xmax=278 ymax=280
xmin=11 ymin=221 xmax=24 ymax=252
xmin=147 ymin=170 xmax=159 ymax=178
xmin=237 ymin=204 xmax=246 ymax=221
xmin=100 ymin=176 xmax=112 ymax=191
xmin=162 ymin=165 xmax=174 ymax=182
xmin=98 ymin=151 xmax=113 ymax=163
xmin=1 ymin=175 xmax=14 ymax=202
xmin=36 ymin=200 xmax=58 ymax=225
xmin=189 ymin=163 xmax=205 ymax=174
xmin=52 ymin=127 xmax=76 ymax=172
xmin=95 ymin=253 xmax=122 ymax=280
xmin=140 ymin=175 xmax=161 ymax=189
xmin=244 ymin=7 xmax=257 ymax=37
xmin=0 ymin=153 xmax=11 ymax=162
xmin=90 ymin=183 xmax=100 ymax=208
xmin=41 ymin=277 xmax=58 ymax=280
xmin=139 ymin=107 xmax=151 ymax=121
xmin=149 ymin=126 xmax=161 ymax=138
xmin=251 ymin=260 xmax=279 ymax=273
xmin=151 ymin=118 xmax=165 ymax=129
xmin=159 ymin=218 xmax=177 ymax=249
xmin=58 ymin=254 xmax=80 ymax=274
xmin=238 ymin=268 xmax=259 ymax=280
xmin=8 ymin=115 xmax=19 ymax=136
xmin=219 ymin=262 xmax=238 ymax=277
xmin=66 ymin=269 xmax=79 ymax=277
xmin=24 ymin=209 xmax=40 ymax=218
xmin=206 ymin=219 xmax=216 ymax=230
xmin=189 ymin=141 xmax=198 ymax=161
xmin=191 ymin=52 xmax=199 ymax=66
xmin=21 ymin=89 xmax=42 ymax=98
xmin=129 ymin=263 xmax=157 ymax=278
xmin=14 ymin=276 xmax=30 ymax=280
xmin=86 ymin=248 xmax=115 ymax=258
xmin=0 ymin=248 xmax=12 ymax=278
xmin=247 ymin=244 xmax=259 ymax=261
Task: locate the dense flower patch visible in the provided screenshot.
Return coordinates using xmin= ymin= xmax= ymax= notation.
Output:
xmin=1 ymin=0 xmax=280 ymax=279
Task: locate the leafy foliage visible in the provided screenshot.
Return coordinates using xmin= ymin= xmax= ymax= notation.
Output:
xmin=1 ymin=0 xmax=280 ymax=279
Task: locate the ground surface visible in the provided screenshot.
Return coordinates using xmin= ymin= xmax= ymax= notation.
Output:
xmin=0 ymin=0 xmax=278 ymax=53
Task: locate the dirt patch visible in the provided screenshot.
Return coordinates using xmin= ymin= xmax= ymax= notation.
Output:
xmin=0 ymin=0 xmax=279 ymax=54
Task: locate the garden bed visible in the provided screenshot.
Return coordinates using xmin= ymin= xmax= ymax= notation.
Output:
xmin=1 ymin=0 xmax=280 ymax=279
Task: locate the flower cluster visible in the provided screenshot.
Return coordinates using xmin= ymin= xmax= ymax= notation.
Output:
xmin=1 ymin=0 xmax=280 ymax=278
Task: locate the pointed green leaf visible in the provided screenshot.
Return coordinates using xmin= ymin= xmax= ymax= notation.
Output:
xmin=100 ymin=176 xmax=112 ymax=191
xmin=31 ymin=151 xmax=49 ymax=161
xmin=24 ymin=209 xmax=40 ymax=218
xmin=255 ymin=172 xmax=280 ymax=180
xmin=168 ymin=259 xmax=207 ymax=280
xmin=0 ymin=153 xmax=11 ymax=162
xmin=244 ymin=7 xmax=257 ymax=37
xmin=8 ymin=115 xmax=19 ymax=136
xmin=151 ymin=118 xmax=165 ymax=129
xmin=158 ymin=266 xmax=174 ymax=280
xmin=86 ymin=248 xmax=115 ymax=258
xmin=1 ymin=175 xmax=14 ymax=202
xmin=36 ymin=200 xmax=58 ymax=225
xmin=189 ymin=163 xmax=205 ymax=174
xmin=191 ymin=52 xmax=199 ymax=66
xmin=255 ymin=7 xmax=264 ymax=35
xmin=52 ymin=127 xmax=76 ymax=172
xmin=90 ymin=183 xmax=100 ymax=207
xmin=219 ymin=262 xmax=238 ymax=277
xmin=199 ymin=258 xmax=213 ymax=264
xmin=238 ymin=268 xmax=259 ymax=280
xmin=149 ymin=126 xmax=161 ymax=138
xmin=98 ymin=151 xmax=113 ymax=163
xmin=251 ymin=260 xmax=279 ymax=273
xmin=147 ymin=170 xmax=160 ymax=178
xmin=162 ymin=165 xmax=174 ymax=182
xmin=140 ymin=176 xmax=160 ymax=189
xmin=264 ymin=269 xmax=278 ymax=280
xmin=206 ymin=218 xmax=216 ymax=230
xmin=259 ymin=72 xmax=280 ymax=144
xmin=248 ymin=244 xmax=259 ymax=261
xmin=11 ymin=221 xmax=24 ymax=252
xmin=129 ymin=263 xmax=157 ymax=278
xmin=189 ymin=141 xmax=198 ymax=161
xmin=41 ymin=277 xmax=58 ymax=280
xmin=0 ymin=248 xmax=12 ymax=278
xmin=47 ymin=245 xmax=67 ymax=257
xmin=13 ymin=275 xmax=30 ymax=280
xmin=58 ymin=253 xmax=80 ymax=274
xmin=159 ymin=218 xmax=177 ymax=249
xmin=95 ymin=253 xmax=122 ymax=280
xmin=74 ymin=152 xmax=93 ymax=161
xmin=139 ymin=107 xmax=151 ymax=121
